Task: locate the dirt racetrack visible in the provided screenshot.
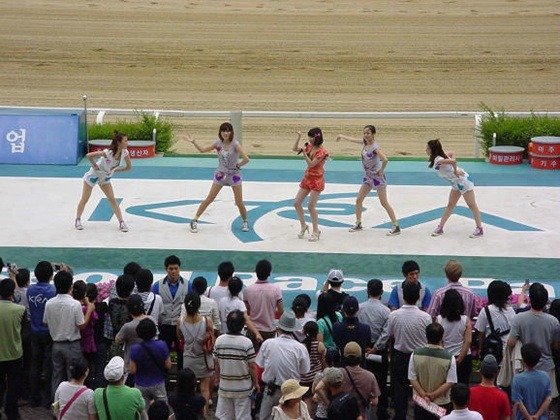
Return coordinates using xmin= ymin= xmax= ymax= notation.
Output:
xmin=0 ymin=0 xmax=558 ymax=157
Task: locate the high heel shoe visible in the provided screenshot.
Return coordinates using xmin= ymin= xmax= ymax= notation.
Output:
xmin=308 ymin=230 xmax=321 ymax=242
xmin=298 ymin=225 xmax=309 ymax=239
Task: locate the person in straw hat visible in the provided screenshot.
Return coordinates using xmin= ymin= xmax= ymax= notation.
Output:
xmin=271 ymin=379 xmax=312 ymax=420
xmin=256 ymin=311 xmax=311 ymax=420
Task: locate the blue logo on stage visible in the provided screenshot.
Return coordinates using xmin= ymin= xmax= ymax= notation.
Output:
xmin=90 ymin=193 xmax=542 ymax=243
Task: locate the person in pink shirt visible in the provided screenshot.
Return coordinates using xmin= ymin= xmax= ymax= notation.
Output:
xmin=244 ymin=259 xmax=284 ymax=351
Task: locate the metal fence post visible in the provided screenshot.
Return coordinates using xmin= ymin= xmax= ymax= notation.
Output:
xmin=230 ymin=111 xmax=243 ymax=144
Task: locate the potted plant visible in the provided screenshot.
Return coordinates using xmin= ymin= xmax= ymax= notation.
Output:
xmin=87 ymin=112 xmax=175 ymax=158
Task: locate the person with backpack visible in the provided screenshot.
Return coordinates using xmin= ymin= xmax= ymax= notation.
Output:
xmin=129 ymin=318 xmax=171 ymax=410
xmin=324 ymin=368 xmax=361 ymax=420
xmin=106 ymin=274 xmax=135 ymax=358
xmin=340 ymin=342 xmax=380 ymax=420
xmin=475 ymin=280 xmax=515 ymax=365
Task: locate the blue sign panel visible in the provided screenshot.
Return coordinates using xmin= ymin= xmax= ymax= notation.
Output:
xmin=0 ymin=109 xmax=86 ymax=165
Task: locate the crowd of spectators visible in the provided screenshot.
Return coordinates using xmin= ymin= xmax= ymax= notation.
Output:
xmin=0 ymin=255 xmax=558 ymax=420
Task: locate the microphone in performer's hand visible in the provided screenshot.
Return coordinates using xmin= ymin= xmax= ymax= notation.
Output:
xmin=297 ymin=142 xmax=309 ymax=155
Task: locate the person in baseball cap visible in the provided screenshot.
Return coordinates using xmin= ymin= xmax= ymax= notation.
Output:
xmin=104 ymin=356 xmax=125 ymax=382
xmin=318 ymin=268 xmax=348 ymax=311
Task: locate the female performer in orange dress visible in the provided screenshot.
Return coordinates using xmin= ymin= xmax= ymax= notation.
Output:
xmin=292 ymin=127 xmax=329 ymax=242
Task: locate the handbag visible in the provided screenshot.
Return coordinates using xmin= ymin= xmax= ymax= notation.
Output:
xmin=201 ymin=316 xmax=216 ymax=370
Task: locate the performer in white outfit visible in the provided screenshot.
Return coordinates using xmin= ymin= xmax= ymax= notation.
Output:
xmin=426 ymin=138 xmax=483 ymax=238
xmin=75 ymin=130 xmax=132 ymax=232
xmin=182 ymin=122 xmax=250 ymax=233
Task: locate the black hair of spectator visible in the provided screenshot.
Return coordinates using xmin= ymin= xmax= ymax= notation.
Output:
xmin=529 ymin=283 xmax=548 ymax=311
xmin=226 ymin=309 xmax=246 ymax=335
xmin=86 ymin=283 xmax=98 ymax=303
xmin=426 ymin=322 xmax=444 ymax=344
xmin=439 ymin=289 xmax=464 ymax=322
xmin=69 ymin=357 xmax=89 ymax=380
xmin=0 ymin=278 xmax=15 ymax=299
xmin=16 ymin=268 xmax=30 ymax=288
xmin=402 ymin=281 xmax=420 ymax=305
xmin=521 ymin=343 xmax=542 ymax=368
xmin=54 ymin=271 xmax=73 ymax=294
xmin=218 ymin=261 xmax=234 ymax=281
xmin=228 ymin=276 xmax=243 ymax=297
xmin=367 ymin=279 xmax=384 ymax=297
xmin=136 ymin=317 xmax=157 ymax=341
xmin=164 ymin=255 xmax=181 ymax=268
xmin=192 ymin=276 xmax=208 ymax=296
xmin=255 ymin=259 xmax=272 ymax=280
xmin=72 ymin=280 xmax=87 ymax=301
xmin=450 ymin=383 xmax=470 ymax=407
xmin=116 ymin=274 xmax=136 ymax=299
xmin=147 ymin=400 xmax=170 ymax=420
xmin=135 ymin=269 xmax=154 ymax=293
xmin=34 ymin=260 xmax=54 ymax=283
xmin=402 ymin=260 xmax=420 ymax=276
xmin=176 ymin=368 xmax=197 ymax=395
xmin=184 ymin=292 xmax=201 ymax=316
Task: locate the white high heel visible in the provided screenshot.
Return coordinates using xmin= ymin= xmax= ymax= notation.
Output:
xmin=308 ymin=230 xmax=321 ymax=242
xmin=298 ymin=225 xmax=309 ymax=239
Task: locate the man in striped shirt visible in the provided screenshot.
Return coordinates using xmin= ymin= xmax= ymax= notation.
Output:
xmin=213 ymin=310 xmax=259 ymax=420
xmin=427 ymin=260 xmax=479 ymax=320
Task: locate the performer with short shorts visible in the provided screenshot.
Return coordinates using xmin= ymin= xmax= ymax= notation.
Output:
xmin=183 ymin=122 xmax=250 ymax=233
xmin=75 ymin=130 xmax=131 ymax=232
xmin=292 ymin=127 xmax=329 ymax=242
xmin=336 ymin=124 xmax=401 ymax=235
xmin=426 ymin=138 xmax=483 ymax=238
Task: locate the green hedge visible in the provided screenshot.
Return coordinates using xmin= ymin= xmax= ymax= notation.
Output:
xmin=479 ymin=104 xmax=560 ymax=157
xmin=88 ymin=112 xmax=175 ymax=153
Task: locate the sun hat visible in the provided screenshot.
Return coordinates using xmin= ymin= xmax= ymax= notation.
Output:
xmin=275 ymin=311 xmax=302 ymax=332
xmin=279 ymin=379 xmax=309 ymax=404
xmin=104 ymin=356 xmax=125 ymax=381
xmin=327 ymin=268 xmax=344 ymax=284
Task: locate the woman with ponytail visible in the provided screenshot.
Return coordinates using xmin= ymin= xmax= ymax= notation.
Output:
xmin=75 ymin=130 xmax=131 ymax=232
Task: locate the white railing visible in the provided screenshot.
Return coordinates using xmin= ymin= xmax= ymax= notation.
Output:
xmin=1 ymin=105 xmax=559 ymax=157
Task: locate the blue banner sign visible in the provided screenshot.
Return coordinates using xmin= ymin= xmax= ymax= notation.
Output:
xmin=0 ymin=108 xmax=86 ymax=165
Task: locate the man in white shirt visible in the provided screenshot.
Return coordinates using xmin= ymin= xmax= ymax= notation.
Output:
xmin=43 ymin=270 xmax=95 ymax=401
xmin=256 ymin=311 xmax=310 ymax=420
xmin=441 ymin=383 xmax=483 ymax=420
xmin=387 ymin=281 xmax=431 ymax=420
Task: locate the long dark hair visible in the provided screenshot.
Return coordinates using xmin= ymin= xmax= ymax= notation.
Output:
xmin=439 ymin=289 xmax=464 ymax=322
xmin=363 ymin=124 xmax=376 ymax=144
xmin=487 ymin=280 xmax=511 ymax=311
xmin=316 ymin=292 xmax=338 ymax=324
xmin=109 ymin=130 xmax=127 ymax=156
xmin=427 ymin=138 xmax=448 ymax=168
xmin=303 ymin=321 xmax=319 ymax=354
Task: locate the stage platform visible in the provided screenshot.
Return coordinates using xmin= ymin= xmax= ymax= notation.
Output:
xmin=1 ymin=155 xmax=558 ymax=304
